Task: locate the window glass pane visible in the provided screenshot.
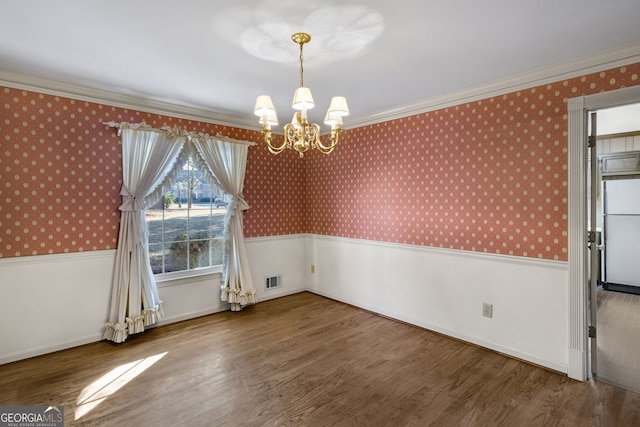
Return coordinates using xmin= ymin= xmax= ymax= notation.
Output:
xmin=147 ymin=206 xmax=164 ymax=248
xmin=190 ymin=204 xmax=212 ymax=239
xmin=168 ymin=241 xmax=189 ymax=272
xmin=189 ymin=238 xmax=211 ymax=269
xmin=210 ymin=237 xmax=224 ymax=265
xmin=148 ymin=243 xmax=164 ymax=275
xmin=145 ymin=156 xmax=226 ymax=276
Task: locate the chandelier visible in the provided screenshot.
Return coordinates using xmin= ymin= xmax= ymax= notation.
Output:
xmin=254 ymin=32 xmax=349 ymax=158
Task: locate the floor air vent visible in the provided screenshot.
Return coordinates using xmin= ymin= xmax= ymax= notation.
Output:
xmin=265 ymin=275 xmax=282 ymax=290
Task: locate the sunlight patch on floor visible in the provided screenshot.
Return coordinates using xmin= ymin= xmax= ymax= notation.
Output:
xmin=75 ymin=352 xmax=168 ymax=421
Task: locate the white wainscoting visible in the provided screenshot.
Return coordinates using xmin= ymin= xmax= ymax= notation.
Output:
xmin=0 ymin=251 xmax=114 ymax=364
xmin=244 ymin=234 xmax=308 ymax=301
xmin=305 ymin=234 xmax=570 ymax=373
xmin=0 ymin=235 xmax=308 ymax=365
xmin=1 ymin=234 xmax=567 ymax=370
xmin=154 ymin=235 xmax=308 ymax=325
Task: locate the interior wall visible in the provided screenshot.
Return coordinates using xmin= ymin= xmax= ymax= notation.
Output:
xmin=306 ymin=235 xmax=569 ymax=371
xmin=304 ymin=63 xmax=640 ymax=373
xmin=0 ymin=86 xmax=308 ymax=363
xmin=306 ymin=64 xmax=640 ymax=262
xmin=0 ymin=251 xmax=113 ymax=364
xmin=0 ymin=86 xmax=307 ymax=259
xmin=0 ymin=234 xmax=307 ymax=364
xmin=598 ymin=133 xmax=640 ymax=154
xmin=2 ymin=62 xmax=640 ymax=368
xmin=243 ymin=145 xmax=307 ymax=236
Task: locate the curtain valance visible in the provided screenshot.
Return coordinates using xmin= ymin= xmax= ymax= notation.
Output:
xmin=103 ymin=121 xmax=256 ymax=146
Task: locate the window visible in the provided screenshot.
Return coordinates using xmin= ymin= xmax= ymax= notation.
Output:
xmin=146 ymin=157 xmax=227 ymax=276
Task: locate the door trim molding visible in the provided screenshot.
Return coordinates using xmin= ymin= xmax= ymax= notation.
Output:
xmin=567 ymin=85 xmax=640 ymax=380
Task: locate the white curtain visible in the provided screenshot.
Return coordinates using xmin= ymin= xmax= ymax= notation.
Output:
xmin=103 ymin=126 xmax=185 ymax=343
xmin=192 ymin=136 xmax=256 ymax=311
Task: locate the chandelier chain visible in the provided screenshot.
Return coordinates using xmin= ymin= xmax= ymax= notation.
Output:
xmin=299 ymin=41 xmax=304 ymax=87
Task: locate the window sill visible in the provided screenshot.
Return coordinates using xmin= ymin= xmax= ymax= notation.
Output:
xmin=155 ymin=266 xmax=223 ymax=288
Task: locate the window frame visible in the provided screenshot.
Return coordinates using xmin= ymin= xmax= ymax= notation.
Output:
xmin=154 ymin=265 xmax=223 ymax=288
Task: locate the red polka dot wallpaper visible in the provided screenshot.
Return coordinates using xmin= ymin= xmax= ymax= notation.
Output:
xmin=306 ymin=64 xmax=640 ymax=261
xmin=243 ymin=147 xmax=307 ymax=237
xmin=0 ymin=89 xmax=304 ymax=257
xmin=1 ymin=62 xmax=640 ymax=260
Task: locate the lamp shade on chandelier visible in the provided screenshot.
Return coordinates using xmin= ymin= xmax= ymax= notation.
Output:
xmin=254 ymin=33 xmax=349 ymax=157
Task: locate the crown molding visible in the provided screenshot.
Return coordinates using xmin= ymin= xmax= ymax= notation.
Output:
xmin=2 ymin=41 xmax=640 ymax=131
xmin=0 ymin=68 xmax=259 ymax=131
xmin=346 ymin=41 xmax=640 ymax=129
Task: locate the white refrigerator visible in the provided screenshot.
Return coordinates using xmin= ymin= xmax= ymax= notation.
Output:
xmin=603 ymin=178 xmax=640 ymax=291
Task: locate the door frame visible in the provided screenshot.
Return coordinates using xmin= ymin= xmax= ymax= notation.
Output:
xmin=567 ymin=85 xmax=640 ymax=380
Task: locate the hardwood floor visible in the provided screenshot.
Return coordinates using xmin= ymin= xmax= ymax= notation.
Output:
xmin=596 ymin=287 xmax=640 ymax=392
xmin=1 ymin=292 xmax=640 ymax=426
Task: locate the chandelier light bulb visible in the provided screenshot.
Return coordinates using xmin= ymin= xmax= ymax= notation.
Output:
xmin=259 ymin=112 xmax=278 ymax=128
xmin=291 ymin=112 xmax=301 ymax=129
xmin=324 ymin=111 xmax=343 ymax=127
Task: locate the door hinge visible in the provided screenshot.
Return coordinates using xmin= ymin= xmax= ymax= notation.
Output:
xmin=588 ymin=135 xmax=596 ymax=148
xmin=587 ymin=231 xmax=596 ymax=243
xmin=588 ymin=326 xmax=596 ymax=338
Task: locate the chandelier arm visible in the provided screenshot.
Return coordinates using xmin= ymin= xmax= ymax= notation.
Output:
xmin=266 ymin=128 xmax=289 ymax=155
xmin=307 ymin=124 xmax=320 ymax=151
xmin=314 ymin=128 xmax=341 ymax=154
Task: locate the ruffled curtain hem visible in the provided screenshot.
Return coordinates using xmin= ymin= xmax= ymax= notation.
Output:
xmin=221 ymin=287 xmax=257 ymax=312
xmin=102 ymin=303 xmax=164 ymax=343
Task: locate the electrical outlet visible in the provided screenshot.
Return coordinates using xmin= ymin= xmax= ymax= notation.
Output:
xmin=310 ymin=264 xmax=315 ymax=274
xmin=482 ymin=303 xmax=493 ymax=318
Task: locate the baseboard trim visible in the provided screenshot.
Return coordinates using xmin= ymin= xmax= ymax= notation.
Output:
xmin=602 ymin=282 xmax=640 ymax=295
xmin=568 ymin=347 xmax=588 ymax=381
xmin=1 ymin=288 xmax=308 ymax=365
xmin=309 ymin=288 xmax=568 ymax=374
xmin=0 ymin=334 xmax=103 ymax=366
xmin=156 ymin=287 xmax=305 ymax=326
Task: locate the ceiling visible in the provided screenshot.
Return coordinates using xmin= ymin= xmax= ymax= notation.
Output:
xmin=598 ymin=103 xmax=640 ymax=135
xmin=1 ymin=0 xmax=640 ymax=130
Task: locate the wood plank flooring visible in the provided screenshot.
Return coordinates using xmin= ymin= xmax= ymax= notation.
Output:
xmin=597 ymin=287 xmax=640 ymax=392
xmin=1 ymin=292 xmax=640 ymax=426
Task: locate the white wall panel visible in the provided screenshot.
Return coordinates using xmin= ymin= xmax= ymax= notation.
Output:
xmin=1 ymin=234 xmax=567 ymax=371
xmin=0 ymin=251 xmax=114 ymax=364
xmin=156 ymin=274 xmax=226 ymax=324
xmin=0 ymin=235 xmax=308 ymax=364
xmin=306 ymin=235 xmax=569 ymax=372
xmin=245 ymin=234 xmax=308 ymax=300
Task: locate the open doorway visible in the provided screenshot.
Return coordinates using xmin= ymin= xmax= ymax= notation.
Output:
xmin=566 ymin=85 xmax=640 ymax=382
xmin=590 ymin=103 xmax=640 ymax=392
